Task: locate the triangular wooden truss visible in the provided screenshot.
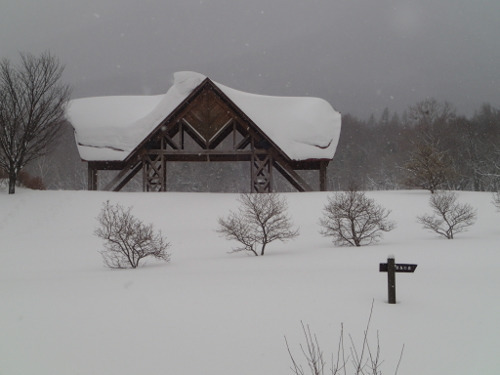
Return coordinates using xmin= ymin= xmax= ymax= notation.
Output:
xmin=87 ymin=79 xmax=330 ymax=193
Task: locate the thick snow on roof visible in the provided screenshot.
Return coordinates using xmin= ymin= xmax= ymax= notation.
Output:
xmin=67 ymin=71 xmax=341 ymax=161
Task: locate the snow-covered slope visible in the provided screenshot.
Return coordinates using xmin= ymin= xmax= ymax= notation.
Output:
xmin=1 ymin=189 xmax=499 ymax=375
xmin=67 ymin=72 xmax=341 ymax=162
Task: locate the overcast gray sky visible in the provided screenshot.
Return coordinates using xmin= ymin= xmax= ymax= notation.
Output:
xmin=1 ymin=0 xmax=499 ymax=118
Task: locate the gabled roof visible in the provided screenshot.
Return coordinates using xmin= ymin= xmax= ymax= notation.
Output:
xmin=67 ymin=71 xmax=341 ymax=162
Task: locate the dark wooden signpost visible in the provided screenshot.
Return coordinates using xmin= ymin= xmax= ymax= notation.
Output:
xmin=379 ymin=257 xmax=417 ymax=304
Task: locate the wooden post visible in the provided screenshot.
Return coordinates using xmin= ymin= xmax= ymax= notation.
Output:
xmin=251 ymin=153 xmax=272 ymax=193
xmin=319 ymin=161 xmax=328 ymax=191
xmin=387 ymin=256 xmax=396 ymax=304
xmin=88 ymin=166 xmax=97 ymax=191
xmin=379 ymin=257 xmax=417 ymax=304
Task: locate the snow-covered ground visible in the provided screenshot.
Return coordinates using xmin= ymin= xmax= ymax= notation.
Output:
xmin=1 ymin=189 xmax=499 ymax=375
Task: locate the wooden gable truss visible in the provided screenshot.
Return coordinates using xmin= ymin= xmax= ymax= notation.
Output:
xmin=87 ymin=78 xmax=329 ymax=193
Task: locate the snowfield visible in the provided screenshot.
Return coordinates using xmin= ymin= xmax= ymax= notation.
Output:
xmin=1 ymin=189 xmax=499 ymax=375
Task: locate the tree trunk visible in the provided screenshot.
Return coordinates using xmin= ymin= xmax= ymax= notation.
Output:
xmin=8 ymin=168 xmax=16 ymax=194
xmin=351 ymin=220 xmax=361 ymax=246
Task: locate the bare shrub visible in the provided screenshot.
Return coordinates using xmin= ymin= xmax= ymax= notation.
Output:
xmin=417 ymin=191 xmax=477 ymax=239
xmin=217 ymin=193 xmax=299 ymax=256
xmin=95 ymin=201 xmax=171 ymax=268
xmin=319 ymin=190 xmax=395 ymax=247
xmin=285 ymin=301 xmax=404 ymax=375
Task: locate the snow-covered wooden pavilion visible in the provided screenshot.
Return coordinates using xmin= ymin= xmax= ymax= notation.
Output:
xmin=67 ymin=72 xmax=341 ymax=192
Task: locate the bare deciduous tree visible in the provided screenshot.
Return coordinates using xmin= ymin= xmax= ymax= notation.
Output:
xmin=320 ymin=190 xmax=395 ymax=247
xmin=403 ymin=139 xmax=455 ymax=194
xmin=406 ymin=98 xmax=456 ymax=130
xmin=217 ymin=193 xmax=299 ymax=256
xmin=95 ymin=201 xmax=171 ymax=268
xmin=417 ymin=191 xmax=477 ymax=239
xmin=0 ymin=52 xmax=70 ymax=194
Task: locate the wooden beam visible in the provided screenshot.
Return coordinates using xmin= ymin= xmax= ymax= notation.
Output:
xmin=181 ymin=119 xmax=208 ymax=149
xmin=102 ymin=160 xmax=142 ymax=191
xmin=88 ymin=161 xmax=126 ymax=170
xmin=88 ymin=166 xmax=98 ymax=190
xmin=273 ymin=159 xmax=313 ymax=192
xmin=208 ymin=118 xmax=234 ymax=149
xmin=289 ymin=160 xmax=322 ymax=170
xmin=113 ymin=162 xmax=143 ymax=192
xmin=146 ymin=150 xmax=254 ymax=162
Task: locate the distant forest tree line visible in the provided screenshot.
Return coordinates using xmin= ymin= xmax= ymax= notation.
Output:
xmin=330 ymin=99 xmax=500 ymax=192
xmin=7 ymin=98 xmax=500 ymax=193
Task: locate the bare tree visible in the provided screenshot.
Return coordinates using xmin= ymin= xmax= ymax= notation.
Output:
xmin=95 ymin=201 xmax=171 ymax=268
xmin=400 ymin=99 xmax=458 ymax=193
xmin=320 ymin=190 xmax=395 ymax=247
xmin=477 ymin=144 xmax=500 ymax=191
xmin=0 ymin=52 xmax=70 ymax=194
xmin=403 ymin=138 xmax=455 ymax=194
xmin=217 ymin=193 xmax=299 ymax=256
xmin=417 ymin=191 xmax=477 ymax=239
xmin=406 ymin=98 xmax=456 ymax=130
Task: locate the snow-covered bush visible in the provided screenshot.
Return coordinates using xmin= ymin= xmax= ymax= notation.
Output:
xmin=417 ymin=191 xmax=477 ymax=239
xmin=217 ymin=193 xmax=299 ymax=256
xmin=319 ymin=190 xmax=395 ymax=247
xmin=95 ymin=201 xmax=171 ymax=268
